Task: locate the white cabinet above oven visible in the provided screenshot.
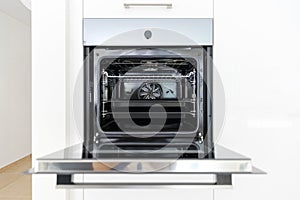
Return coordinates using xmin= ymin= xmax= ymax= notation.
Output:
xmin=83 ymin=0 xmax=213 ymax=18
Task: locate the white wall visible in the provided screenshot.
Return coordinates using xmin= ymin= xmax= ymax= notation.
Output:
xmin=0 ymin=0 xmax=31 ymax=25
xmin=214 ymin=0 xmax=300 ymax=199
xmin=0 ymin=10 xmax=31 ymax=168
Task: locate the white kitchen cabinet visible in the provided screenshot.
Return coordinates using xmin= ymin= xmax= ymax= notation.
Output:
xmin=84 ymin=0 xmax=213 ymax=18
xmin=82 ymin=174 xmax=213 ymax=200
xmin=32 ymin=0 xmax=68 ymax=200
xmin=213 ymin=0 xmax=300 ymax=200
xmin=84 ymin=188 xmax=213 ymax=200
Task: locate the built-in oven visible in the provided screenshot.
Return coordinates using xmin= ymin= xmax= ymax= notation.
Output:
xmin=83 ymin=46 xmax=213 ymax=159
xmin=29 ymin=18 xmax=263 ymax=188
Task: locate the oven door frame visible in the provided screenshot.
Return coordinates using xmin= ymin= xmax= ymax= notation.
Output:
xmin=83 ymin=46 xmax=213 ymax=157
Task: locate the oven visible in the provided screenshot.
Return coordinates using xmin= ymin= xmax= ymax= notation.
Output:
xmin=29 ymin=18 xmax=263 ymax=188
xmin=80 ymin=18 xmax=216 ymax=160
xmin=84 ymin=46 xmax=213 ymax=159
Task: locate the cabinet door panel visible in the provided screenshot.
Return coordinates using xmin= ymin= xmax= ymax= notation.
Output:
xmin=84 ymin=0 xmax=213 ymax=18
xmin=82 ymin=174 xmax=213 ymax=200
xmin=84 ymin=188 xmax=213 ymax=200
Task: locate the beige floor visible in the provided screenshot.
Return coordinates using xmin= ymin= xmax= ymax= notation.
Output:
xmin=0 ymin=155 xmax=32 ymax=200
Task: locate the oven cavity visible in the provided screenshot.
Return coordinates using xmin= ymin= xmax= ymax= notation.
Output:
xmin=98 ymin=56 xmax=200 ymax=134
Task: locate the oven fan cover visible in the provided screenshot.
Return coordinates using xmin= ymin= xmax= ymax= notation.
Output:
xmin=137 ymin=82 xmax=163 ymax=100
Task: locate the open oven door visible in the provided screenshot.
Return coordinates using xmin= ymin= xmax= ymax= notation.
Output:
xmin=28 ymin=144 xmax=264 ymax=188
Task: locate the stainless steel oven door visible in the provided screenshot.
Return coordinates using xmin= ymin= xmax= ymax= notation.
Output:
xmin=28 ymin=144 xmax=264 ymax=188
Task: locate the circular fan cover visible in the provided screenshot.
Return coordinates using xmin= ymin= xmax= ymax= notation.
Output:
xmin=138 ymin=82 xmax=163 ymax=100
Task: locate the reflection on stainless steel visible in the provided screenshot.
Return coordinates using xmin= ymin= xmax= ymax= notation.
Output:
xmin=37 ymin=160 xmax=252 ymax=174
xmin=28 ymin=144 xmax=264 ymax=188
xmin=32 ymin=144 xmax=259 ymax=174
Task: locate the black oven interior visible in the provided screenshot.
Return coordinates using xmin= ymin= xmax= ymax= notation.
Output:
xmin=84 ymin=47 xmax=213 ymax=158
xmin=98 ymin=56 xmax=199 ymax=133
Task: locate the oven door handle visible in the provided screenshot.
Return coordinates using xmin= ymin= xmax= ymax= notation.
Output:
xmin=55 ymin=174 xmax=233 ymax=189
xmin=124 ymin=3 xmax=173 ymax=9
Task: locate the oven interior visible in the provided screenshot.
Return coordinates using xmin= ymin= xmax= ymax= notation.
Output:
xmin=98 ymin=56 xmax=201 ymax=134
